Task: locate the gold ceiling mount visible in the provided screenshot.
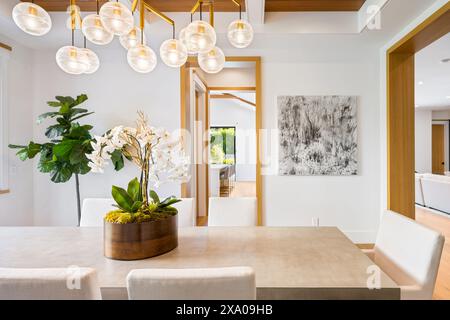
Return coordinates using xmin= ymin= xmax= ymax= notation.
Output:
xmin=190 ymin=0 xmax=215 ymax=27
xmin=133 ymin=0 xmax=175 ymax=39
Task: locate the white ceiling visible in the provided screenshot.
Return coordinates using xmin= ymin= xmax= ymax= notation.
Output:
xmin=415 ymin=33 xmax=450 ymax=110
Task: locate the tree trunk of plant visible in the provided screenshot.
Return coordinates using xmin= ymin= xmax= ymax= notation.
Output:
xmin=75 ymin=173 xmax=81 ymax=226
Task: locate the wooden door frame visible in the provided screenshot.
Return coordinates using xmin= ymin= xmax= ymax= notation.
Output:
xmin=387 ymin=3 xmax=450 ymax=219
xmin=180 ymin=56 xmax=263 ymax=226
xmin=432 ymin=124 xmax=446 ymax=175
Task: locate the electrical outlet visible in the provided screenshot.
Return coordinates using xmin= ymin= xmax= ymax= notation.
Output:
xmin=312 ymin=217 xmax=320 ymax=227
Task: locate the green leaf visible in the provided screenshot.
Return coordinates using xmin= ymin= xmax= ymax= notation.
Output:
xmin=74 ymin=94 xmax=88 ymax=106
xmin=55 ymin=96 xmax=75 ymax=105
xmin=8 ymin=144 xmax=27 ymax=149
xmin=37 ymin=112 xmax=59 ymax=124
xmin=47 ymin=101 xmax=61 ymax=107
xmin=45 ymin=124 xmax=67 ymax=139
xmin=53 ymin=140 xmax=76 ymax=160
xmin=149 ymin=190 xmax=160 ymax=204
xmin=159 ymin=196 xmax=181 ymax=208
xmin=70 ymin=112 xmax=94 ymax=123
xmin=16 ymin=148 xmax=29 ymax=161
xmin=111 ymin=149 xmax=124 ymax=171
xmin=69 ymin=144 xmax=83 ymax=165
xmin=111 ymin=186 xmax=134 ymax=212
xmin=130 ymin=201 xmax=143 ymax=213
xmin=127 ymin=178 xmax=141 ymax=202
xmin=26 ymin=142 xmax=41 ymax=159
xmin=50 ymin=166 xmax=73 ymax=183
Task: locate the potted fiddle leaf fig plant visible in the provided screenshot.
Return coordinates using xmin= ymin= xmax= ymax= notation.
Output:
xmin=87 ymin=111 xmax=189 ymax=260
xmin=9 ymin=94 xmax=95 ymax=226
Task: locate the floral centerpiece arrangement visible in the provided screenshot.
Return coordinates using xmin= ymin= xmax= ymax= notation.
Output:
xmin=87 ymin=111 xmax=189 ymax=260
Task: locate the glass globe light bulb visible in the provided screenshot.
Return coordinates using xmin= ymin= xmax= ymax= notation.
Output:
xmin=56 ymin=46 xmax=89 ymax=75
xmin=12 ymin=2 xmax=52 ymax=36
xmin=227 ymin=19 xmax=253 ymax=48
xmin=82 ymin=14 xmax=113 ymax=45
xmin=80 ymin=48 xmax=100 ymax=74
xmin=184 ymin=20 xmax=216 ymax=54
xmin=120 ymin=27 xmax=146 ymax=50
xmin=160 ymin=39 xmax=188 ymax=68
xmin=127 ymin=44 xmax=157 ymax=73
xmin=179 ymin=27 xmax=196 ymax=55
xmin=198 ymin=46 xmax=225 ymax=74
xmin=99 ymin=1 xmax=133 ymax=36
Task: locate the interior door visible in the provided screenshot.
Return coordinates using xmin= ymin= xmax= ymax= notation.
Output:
xmin=432 ymin=124 xmax=445 ymax=175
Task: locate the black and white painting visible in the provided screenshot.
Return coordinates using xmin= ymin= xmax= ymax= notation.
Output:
xmin=278 ymin=96 xmax=358 ymax=176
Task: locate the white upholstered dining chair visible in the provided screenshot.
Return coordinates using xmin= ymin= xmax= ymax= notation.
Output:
xmin=364 ymin=210 xmax=445 ymax=300
xmin=80 ymin=198 xmax=116 ymax=227
xmin=0 ymin=267 xmax=101 ymax=300
xmin=172 ymin=198 xmax=195 ymax=227
xmin=208 ymin=197 xmax=257 ymax=226
xmin=126 ymin=267 xmax=256 ymax=300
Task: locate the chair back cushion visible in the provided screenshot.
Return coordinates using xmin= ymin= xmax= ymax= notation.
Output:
xmin=374 ymin=211 xmax=444 ymax=297
xmin=208 ymin=197 xmax=257 ymax=227
xmin=172 ymin=198 xmax=195 ymax=227
xmin=127 ymin=267 xmax=256 ymax=300
xmin=80 ymin=198 xmax=116 ymax=227
xmin=0 ymin=268 xmax=101 ymax=300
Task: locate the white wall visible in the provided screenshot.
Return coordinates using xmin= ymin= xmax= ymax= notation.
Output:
xmin=31 ymin=43 xmax=181 ymax=226
xmin=261 ymin=61 xmax=380 ymax=243
xmin=0 ymin=35 xmax=34 ymax=225
xmin=415 ymin=109 xmax=432 ymax=173
xmin=210 ymin=99 xmax=256 ymax=181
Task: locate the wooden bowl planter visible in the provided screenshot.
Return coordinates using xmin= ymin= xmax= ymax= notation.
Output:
xmin=104 ymin=214 xmax=178 ymax=260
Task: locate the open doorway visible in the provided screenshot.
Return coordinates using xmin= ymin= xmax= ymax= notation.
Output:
xmin=180 ymin=57 xmax=262 ymax=226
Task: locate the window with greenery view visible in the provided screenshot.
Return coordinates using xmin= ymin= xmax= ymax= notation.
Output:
xmin=210 ymin=127 xmax=236 ymax=165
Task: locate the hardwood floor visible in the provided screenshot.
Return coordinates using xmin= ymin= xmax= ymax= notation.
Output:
xmin=229 ymin=182 xmax=256 ymax=198
xmin=416 ymin=206 xmax=450 ymax=300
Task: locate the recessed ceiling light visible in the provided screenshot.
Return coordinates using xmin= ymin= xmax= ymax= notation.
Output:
xmin=441 ymin=58 xmax=450 ymax=63
xmin=446 ymin=96 xmax=450 ymax=99
xmin=418 ymin=81 xmax=424 ymax=85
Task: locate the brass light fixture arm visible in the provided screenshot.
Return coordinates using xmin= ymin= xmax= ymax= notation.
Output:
xmin=231 ymin=0 xmax=242 ymax=20
xmin=133 ymin=0 xmax=176 ymax=39
xmin=190 ymin=0 xmax=214 ymax=27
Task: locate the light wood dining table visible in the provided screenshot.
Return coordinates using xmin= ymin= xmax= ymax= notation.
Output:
xmin=0 ymin=226 xmax=399 ymax=300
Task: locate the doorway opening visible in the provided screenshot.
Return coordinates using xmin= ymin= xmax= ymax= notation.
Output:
xmin=180 ymin=57 xmax=262 ymax=226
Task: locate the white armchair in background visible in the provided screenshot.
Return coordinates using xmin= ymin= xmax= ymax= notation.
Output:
xmin=415 ymin=173 xmax=425 ymax=206
xmin=0 ymin=268 xmax=101 ymax=300
xmin=208 ymin=197 xmax=257 ymax=227
xmin=420 ymin=175 xmax=450 ymax=214
xmin=80 ymin=198 xmax=116 ymax=227
xmin=126 ymin=267 xmax=256 ymax=300
xmin=364 ymin=210 xmax=444 ymax=300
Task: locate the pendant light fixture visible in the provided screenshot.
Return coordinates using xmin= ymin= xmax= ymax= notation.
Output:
xmin=12 ymin=1 xmax=52 ymax=36
xmin=80 ymin=37 xmax=100 ymax=74
xmin=56 ymin=1 xmax=91 ymax=75
xmin=82 ymin=0 xmax=113 ymax=45
xmin=227 ymin=0 xmax=253 ymax=48
xmin=120 ymin=26 xmax=146 ymax=50
xmin=198 ymin=46 xmax=225 ymax=74
xmin=160 ymin=21 xmax=187 ymax=68
xmin=100 ymin=0 xmax=134 ymax=36
xmin=183 ymin=2 xmax=216 ymax=55
xmin=127 ymin=1 xmax=156 ymax=73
